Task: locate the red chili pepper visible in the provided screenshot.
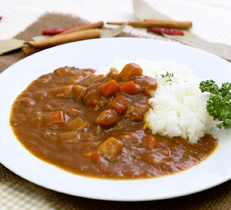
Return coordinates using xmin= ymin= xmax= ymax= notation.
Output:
xmin=147 ymin=27 xmax=184 ymax=36
xmin=42 ymin=24 xmax=81 ymax=35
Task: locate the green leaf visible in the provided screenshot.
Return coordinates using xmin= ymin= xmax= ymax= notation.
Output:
xmin=200 ymin=80 xmax=231 ymax=129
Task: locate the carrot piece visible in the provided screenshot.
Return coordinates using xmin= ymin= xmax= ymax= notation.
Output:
xmin=108 ymin=94 xmax=130 ymax=114
xmin=99 ymin=79 xmax=119 ymax=98
xmin=119 ymin=63 xmax=143 ymax=81
xmin=82 ymin=151 xmax=102 ymax=158
xmin=146 ymin=135 xmax=158 ymax=149
xmin=119 ymin=81 xmax=138 ymax=95
xmin=46 ymin=111 xmax=65 ymax=124
xmin=160 ymin=148 xmax=169 ymax=156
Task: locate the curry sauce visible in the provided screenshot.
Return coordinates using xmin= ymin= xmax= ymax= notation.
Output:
xmin=10 ymin=64 xmax=217 ymax=179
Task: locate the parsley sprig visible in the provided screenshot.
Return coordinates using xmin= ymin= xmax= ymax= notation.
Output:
xmin=199 ymin=80 xmax=231 ymax=129
xmin=160 ymin=71 xmax=175 ymax=82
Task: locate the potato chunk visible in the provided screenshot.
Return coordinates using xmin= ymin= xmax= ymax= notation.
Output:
xmin=97 ymin=137 xmax=123 ymax=161
xmin=119 ymin=63 xmax=143 ymax=81
xmin=72 ymin=85 xmax=87 ymax=101
xmin=66 ymin=117 xmax=88 ymax=131
xmin=51 ymin=85 xmax=73 ymax=98
xmin=58 ymin=131 xmax=79 ymax=143
xmin=95 ymin=109 xmax=120 ymax=127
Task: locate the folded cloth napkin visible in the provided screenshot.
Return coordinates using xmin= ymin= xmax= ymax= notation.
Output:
xmin=1 ymin=13 xmax=231 ymax=210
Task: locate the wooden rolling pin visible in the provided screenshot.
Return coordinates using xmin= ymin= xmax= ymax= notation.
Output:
xmin=107 ymin=20 xmax=192 ymax=29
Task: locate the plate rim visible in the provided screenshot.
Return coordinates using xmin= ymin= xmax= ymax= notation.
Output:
xmin=1 ymin=37 xmax=231 ymax=201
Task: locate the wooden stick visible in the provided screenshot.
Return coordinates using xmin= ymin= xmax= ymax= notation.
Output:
xmin=26 ymin=28 xmax=101 ymax=48
xmin=107 ymin=20 xmax=192 ymax=29
xmin=22 ymin=22 xmax=104 ymax=56
xmin=22 ymin=45 xmax=44 ymax=56
xmin=55 ymin=21 xmax=104 ymax=36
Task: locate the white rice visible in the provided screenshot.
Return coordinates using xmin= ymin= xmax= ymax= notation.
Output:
xmin=100 ymin=59 xmax=214 ymax=144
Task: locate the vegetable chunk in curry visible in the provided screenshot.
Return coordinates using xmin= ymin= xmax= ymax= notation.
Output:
xmin=10 ymin=63 xmax=217 ymax=179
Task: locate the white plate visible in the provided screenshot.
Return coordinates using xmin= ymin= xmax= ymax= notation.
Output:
xmin=1 ymin=38 xmax=231 ymax=201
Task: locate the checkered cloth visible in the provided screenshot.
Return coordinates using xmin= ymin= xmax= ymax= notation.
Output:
xmin=0 ymin=183 xmax=54 ymax=210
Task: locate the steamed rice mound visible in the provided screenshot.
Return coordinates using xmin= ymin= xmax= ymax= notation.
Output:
xmin=101 ymin=59 xmax=214 ymax=144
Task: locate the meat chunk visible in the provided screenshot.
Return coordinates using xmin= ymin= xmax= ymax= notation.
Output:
xmin=106 ymin=68 xmax=121 ymax=81
xmin=108 ymin=94 xmax=131 ymax=114
xmin=83 ymin=89 xmax=108 ymax=109
xmin=145 ymin=149 xmax=170 ymax=166
xmin=42 ymin=99 xmax=65 ymax=111
xmin=97 ymin=137 xmax=123 ymax=161
xmin=89 ymin=74 xmax=107 ymax=85
xmin=133 ymin=75 xmax=157 ymax=94
xmin=124 ymin=101 xmax=150 ymax=122
xmin=66 ymin=108 xmax=82 ymax=117
xmin=70 ymin=69 xmax=94 ymax=84
xmin=119 ymin=63 xmax=143 ymax=81
xmin=119 ymin=130 xmax=146 ymax=147
xmin=95 ymin=109 xmax=120 ymax=127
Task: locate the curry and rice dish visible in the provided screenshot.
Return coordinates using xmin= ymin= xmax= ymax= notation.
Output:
xmin=10 ymin=60 xmax=217 ymax=179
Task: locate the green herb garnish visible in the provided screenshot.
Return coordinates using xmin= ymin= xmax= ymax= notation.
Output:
xmin=161 ymin=71 xmax=174 ymax=78
xmin=199 ymin=80 xmax=231 ymax=129
xmin=160 ymin=71 xmax=174 ymax=83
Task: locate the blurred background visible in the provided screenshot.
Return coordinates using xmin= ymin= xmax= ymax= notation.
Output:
xmin=0 ymin=0 xmax=231 ymax=45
